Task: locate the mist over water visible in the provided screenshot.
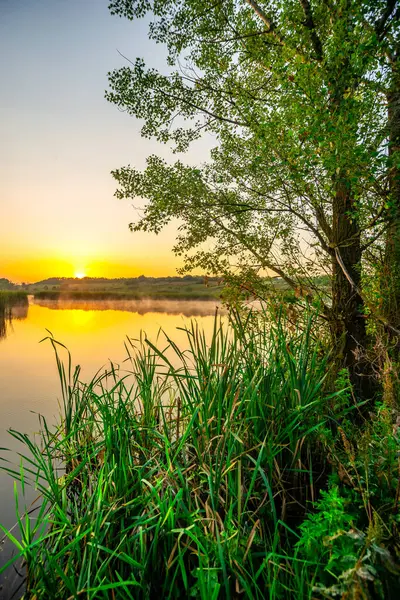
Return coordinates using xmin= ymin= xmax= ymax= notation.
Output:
xmin=33 ymin=296 xmax=225 ymax=317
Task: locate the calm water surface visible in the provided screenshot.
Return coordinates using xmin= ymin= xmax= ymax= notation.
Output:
xmin=0 ymin=297 xmax=223 ymax=595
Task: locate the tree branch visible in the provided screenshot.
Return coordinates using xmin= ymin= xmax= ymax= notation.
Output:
xmin=375 ymin=0 xmax=398 ymax=40
xmin=335 ymin=247 xmax=400 ymax=336
xmin=209 ymin=214 xmax=331 ymax=316
xmin=157 ymin=87 xmax=249 ymax=128
xmin=299 ymin=0 xmax=323 ymax=60
xmin=245 ymin=0 xmax=285 ymax=45
xmin=239 ymin=181 xmax=333 ymax=256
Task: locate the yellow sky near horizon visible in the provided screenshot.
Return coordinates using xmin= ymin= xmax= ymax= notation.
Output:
xmin=1 ymin=208 xmax=185 ymax=282
xmin=1 ymin=254 xmax=184 ymax=284
xmin=1 ymin=1 xmax=211 ymax=284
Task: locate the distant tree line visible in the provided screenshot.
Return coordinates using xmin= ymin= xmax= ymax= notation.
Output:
xmin=0 ymin=278 xmax=17 ymax=290
xmin=26 ymin=275 xmax=221 ymax=287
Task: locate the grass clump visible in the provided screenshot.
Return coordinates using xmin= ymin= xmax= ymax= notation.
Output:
xmin=1 ymin=311 xmax=400 ymax=599
xmin=0 ymin=291 xmax=28 ymax=339
xmin=0 ymin=290 xmax=28 ymax=308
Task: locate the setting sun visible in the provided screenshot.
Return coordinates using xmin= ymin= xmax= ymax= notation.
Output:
xmin=75 ymin=272 xmax=86 ymax=279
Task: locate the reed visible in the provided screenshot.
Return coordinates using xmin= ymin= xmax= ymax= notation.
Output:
xmin=0 ymin=291 xmax=28 ymax=338
xmin=0 ymin=290 xmax=28 ymax=308
xmin=1 ymin=310 xmax=399 ymax=599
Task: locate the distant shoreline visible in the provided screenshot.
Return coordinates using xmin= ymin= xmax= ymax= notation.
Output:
xmin=0 ymin=275 xmax=223 ymax=302
xmin=33 ymin=289 xmax=222 ymax=301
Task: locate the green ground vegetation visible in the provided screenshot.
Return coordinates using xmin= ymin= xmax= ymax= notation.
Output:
xmin=0 ymin=290 xmax=28 ymax=307
xmin=1 ymin=309 xmax=399 ymax=599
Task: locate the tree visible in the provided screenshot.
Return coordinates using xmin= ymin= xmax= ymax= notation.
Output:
xmin=372 ymin=0 xmax=400 ymax=335
xmin=107 ymin=0 xmax=400 ymax=399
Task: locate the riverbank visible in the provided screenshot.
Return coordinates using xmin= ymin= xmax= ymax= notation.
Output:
xmin=24 ymin=276 xmax=223 ymax=301
xmin=33 ymin=287 xmax=221 ymax=301
xmin=1 ymin=310 xmax=399 ymax=599
xmin=0 ymin=291 xmax=29 ymax=339
xmin=0 ymin=290 xmax=28 ymax=307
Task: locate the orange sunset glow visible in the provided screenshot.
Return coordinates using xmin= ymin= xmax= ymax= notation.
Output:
xmin=0 ymin=0 xmax=204 ymax=284
xmin=1 ymin=251 xmax=183 ymax=283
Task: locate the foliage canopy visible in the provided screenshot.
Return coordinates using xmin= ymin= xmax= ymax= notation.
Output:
xmin=107 ymin=0 xmax=400 ymax=391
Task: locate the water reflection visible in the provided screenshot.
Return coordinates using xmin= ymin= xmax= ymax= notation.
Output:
xmin=0 ymin=296 xmax=225 ymax=341
xmin=0 ymin=297 xmax=225 ymax=596
xmin=33 ymin=297 xmax=225 ymax=317
xmin=0 ymin=297 xmax=29 ymax=340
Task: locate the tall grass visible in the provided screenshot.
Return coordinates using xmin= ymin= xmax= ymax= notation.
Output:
xmin=0 ymin=290 xmax=28 ymax=308
xmin=1 ymin=310 xmax=399 ymax=599
xmin=0 ymin=291 xmax=28 ymax=338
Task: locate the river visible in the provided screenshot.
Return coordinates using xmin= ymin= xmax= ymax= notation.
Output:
xmin=0 ymin=296 xmax=223 ymax=598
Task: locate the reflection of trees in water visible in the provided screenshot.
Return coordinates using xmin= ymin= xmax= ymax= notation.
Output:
xmin=0 ymin=298 xmax=29 ymax=340
xmin=33 ymin=298 xmax=224 ymax=318
xmin=0 ymin=309 xmax=6 ymax=339
xmin=10 ymin=303 xmax=29 ymax=320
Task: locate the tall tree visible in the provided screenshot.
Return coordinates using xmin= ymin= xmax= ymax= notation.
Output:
xmin=107 ymin=0 xmax=398 ymax=398
xmin=372 ymin=1 xmax=400 ymax=335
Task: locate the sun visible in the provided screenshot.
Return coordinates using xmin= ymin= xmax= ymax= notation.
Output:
xmin=75 ymin=271 xmax=86 ymax=279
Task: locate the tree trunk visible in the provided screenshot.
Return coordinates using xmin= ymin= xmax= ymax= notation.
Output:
xmin=331 ymin=179 xmax=374 ymax=401
xmin=384 ymin=59 xmax=400 ymax=334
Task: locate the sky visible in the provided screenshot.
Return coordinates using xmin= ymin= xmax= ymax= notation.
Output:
xmin=0 ymin=0 xmax=210 ymax=282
